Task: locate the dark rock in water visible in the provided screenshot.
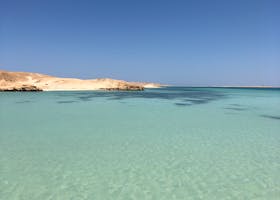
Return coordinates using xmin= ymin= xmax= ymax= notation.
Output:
xmin=0 ymin=85 xmax=43 ymax=92
xmin=101 ymin=85 xmax=144 ymax=91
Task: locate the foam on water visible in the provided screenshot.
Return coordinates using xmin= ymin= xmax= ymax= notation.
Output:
xmin=0 ymin=87 xmax=280 ymax=199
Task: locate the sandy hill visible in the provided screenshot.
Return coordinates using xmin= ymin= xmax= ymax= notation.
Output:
xmin=0 ymin=70 xmax=161 ymax=91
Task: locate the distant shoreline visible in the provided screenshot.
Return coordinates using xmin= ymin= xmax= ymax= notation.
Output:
xmin=162 ymin=86 xmax=280 ymax=89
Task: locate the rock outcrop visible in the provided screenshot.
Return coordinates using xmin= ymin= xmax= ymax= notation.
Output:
xmin=101 ymin=85 xmax=144 ymax=91
xmin=0 ymin=84 xmax=43 ymax=92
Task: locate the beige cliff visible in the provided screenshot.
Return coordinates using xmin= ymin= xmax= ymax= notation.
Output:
xmin=0 ymin=70 xmax=162 ymax=91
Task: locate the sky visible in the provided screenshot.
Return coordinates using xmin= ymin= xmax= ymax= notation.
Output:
xmin=0 ymin=0 xmax=279 ymax=86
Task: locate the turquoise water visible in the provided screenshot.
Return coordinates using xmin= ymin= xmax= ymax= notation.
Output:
xmin=0 ymin=87 xmax=279 ymax=199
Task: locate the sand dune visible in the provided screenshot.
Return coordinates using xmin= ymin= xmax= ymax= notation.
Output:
xmin=0 ymin=70 xmax=161 ymax=91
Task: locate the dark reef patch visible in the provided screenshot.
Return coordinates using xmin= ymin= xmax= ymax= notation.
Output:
xmin=175 ymin=103 xmax=191 ymax=106
xmin=260 ymin=115 xmax=280 ymax=120
xmin=224 ymin=107 xmax=247 ymax=111
xmin=57 ymin=100 xmax=77 ymax=104
xmin=54 ymin=87 xmax=227 ymax=106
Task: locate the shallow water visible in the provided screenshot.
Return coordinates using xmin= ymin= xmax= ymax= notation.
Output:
xmin=0 ymin=87 xmax=280 ymax=199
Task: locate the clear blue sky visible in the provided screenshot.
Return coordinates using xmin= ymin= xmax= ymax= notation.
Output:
xmin=0 ymin=0 xmax=279 ymax=86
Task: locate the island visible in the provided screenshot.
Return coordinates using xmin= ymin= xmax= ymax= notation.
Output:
xmin=0 ymin=70 xmax=162 ymax=91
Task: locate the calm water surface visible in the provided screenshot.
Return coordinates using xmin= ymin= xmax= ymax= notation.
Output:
xmin=0 ymin=87 xmax=280 ymax=199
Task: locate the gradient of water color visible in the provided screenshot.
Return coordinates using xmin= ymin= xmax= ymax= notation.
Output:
xmin=0 ymin=87 xmax=280 ymax=199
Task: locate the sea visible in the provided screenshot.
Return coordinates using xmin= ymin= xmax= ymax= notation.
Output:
xmin=0 ymin=87 xmax=279 ymax=199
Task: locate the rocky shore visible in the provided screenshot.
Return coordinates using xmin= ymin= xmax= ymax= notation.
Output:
xmin=0 ymin=84 xmax=43 ymax=92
